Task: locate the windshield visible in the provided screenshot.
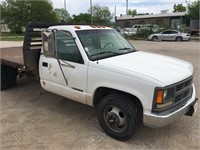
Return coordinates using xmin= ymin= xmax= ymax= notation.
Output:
xmin=76 ymin=29 xmax=135 ymax=61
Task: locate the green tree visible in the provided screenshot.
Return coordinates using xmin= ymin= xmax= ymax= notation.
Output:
xmin=137 ymin=13 xmax=151 ymax=16
xmin=69 ymin=13 xmax=91 ymax=24
xmin=128 ymin=9 xmax=137 ymax=16
xmin=186 ymin=0 xmax=199 ymax=19
xmin=185 ymin=0 xmax=199 ymax=26
xmin=89 ymin=5 xmax=113 ymax=24
xmin=173 ymin=4 xmax=186 ymax=12
xmin=54 ymin=8 xmax=70 ymax=22
xmin=1 ymin=0 xmax=59 ymax=33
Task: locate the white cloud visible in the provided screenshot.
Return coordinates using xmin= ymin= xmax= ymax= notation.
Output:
xmin=1 ymin=0 xmax=194 ymax=16
xmin=0 ymin=0 xmax=196 ymax=17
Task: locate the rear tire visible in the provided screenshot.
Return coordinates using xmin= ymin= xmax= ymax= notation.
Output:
xmin=1 ymin=65 xmax=9 ymax=90
xmin=97 ymin=94 xmax=142 ymax=141
xmin=0 ymin=65 xmax=17 ymax=90
xmin=6 ymin=66 xmax=17 ymax=87
xmin=176 ymin=37 xmax=182 ymax=41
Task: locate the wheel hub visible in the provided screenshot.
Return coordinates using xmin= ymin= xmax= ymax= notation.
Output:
xmin=107 ymin=112 xmax=120 ymax=127
xmin=104 ymin=106 xmax=127 ymax=132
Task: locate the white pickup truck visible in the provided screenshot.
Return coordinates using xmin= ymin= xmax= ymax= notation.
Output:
xmin=1 ymin=22 xmax=198 ymax=141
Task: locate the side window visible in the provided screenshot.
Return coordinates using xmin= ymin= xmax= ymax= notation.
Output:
xmin=171 ymin=31 xmax=178 ymax=34
xmin=42 ymin=30 xmax=55 ymax=57
xmin=55 ymin=31 xmax=83 ymax=64
xmin=162 ymin=31 xmax=171 ymax=34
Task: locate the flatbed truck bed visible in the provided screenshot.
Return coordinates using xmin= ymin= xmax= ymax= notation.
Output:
xmin=1 ymin=47 xmax=24 ymax=68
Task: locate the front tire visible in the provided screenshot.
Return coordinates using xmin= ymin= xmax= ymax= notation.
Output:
xmin=97 ymin=94 xmax=142 ymax=141
xmin=152 ymin=36 xmax=158 ymax=41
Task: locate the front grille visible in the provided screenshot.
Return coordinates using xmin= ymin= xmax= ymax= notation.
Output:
xmin=174 ymin=77 xmax=193 ymax=103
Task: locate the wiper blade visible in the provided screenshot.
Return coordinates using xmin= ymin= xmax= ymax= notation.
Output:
xmin=91 ymin=51 xmax=119 ymax=57
xmin=119 ymin=47 xmax=134 ymax=51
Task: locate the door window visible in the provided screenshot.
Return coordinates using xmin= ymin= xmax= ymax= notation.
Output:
xmin=55 ymin=31 xmax=83 ymax=64
xmin=170 ymin=31 xmax=178 ymax=34
xmin=162 ymin=31 xmax=171 ymax=34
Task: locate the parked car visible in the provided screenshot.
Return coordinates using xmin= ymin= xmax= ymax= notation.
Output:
xmin=148 ymin=30 xmax=191 ymax=41
xmin=123 ymin=28 xmax=136 ymax=36
xmin=145 ymin=24 xmax=159 ymax=32
xmin=131 ymin=24 xmax=160 ymax=34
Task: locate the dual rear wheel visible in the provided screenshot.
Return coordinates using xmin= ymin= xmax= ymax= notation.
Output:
xmin=1 ymin=65 xmax=17 ymax=90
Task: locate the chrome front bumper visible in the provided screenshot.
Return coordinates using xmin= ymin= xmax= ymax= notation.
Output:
xmin=143 ymin=86 xmax=197 ymax=128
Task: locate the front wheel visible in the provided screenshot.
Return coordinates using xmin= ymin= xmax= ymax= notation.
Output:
xmin=97 ymin=94 xmax=142 ymax=141
xmin=152 ymin=36 xmax=158 ymax=41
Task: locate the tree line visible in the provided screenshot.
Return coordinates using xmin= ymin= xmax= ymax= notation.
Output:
xmin=1 ymin=0 xmax=199 ymax=33
xmin=1 ymin=0 xmax=113 ymax=33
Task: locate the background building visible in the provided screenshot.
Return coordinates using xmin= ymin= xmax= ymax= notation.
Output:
xmin=116 ymin=10 xmax=186 ymax=29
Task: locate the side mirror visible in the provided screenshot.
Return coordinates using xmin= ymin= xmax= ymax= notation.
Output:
xmin=42 ymin=30 xmax=55 ymax=57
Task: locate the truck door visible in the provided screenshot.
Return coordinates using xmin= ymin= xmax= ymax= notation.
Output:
xmin=40 ymin=30 xmax=87 ymax=104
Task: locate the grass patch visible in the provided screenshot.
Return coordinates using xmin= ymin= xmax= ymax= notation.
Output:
xmin=0 ymin=37 xmax=24 ymax=41
xmin=0 ymin=32 xmax=24 ymax=41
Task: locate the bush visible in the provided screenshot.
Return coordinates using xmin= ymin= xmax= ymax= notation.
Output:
xmin=135 ymin=29 xmax=152 ymax=39
xmin=124 ymin=29 xmax=153 ymax=40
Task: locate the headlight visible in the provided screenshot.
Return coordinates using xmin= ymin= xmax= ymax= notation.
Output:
xmin=154 ymin=87 xmax=175 ymax=109
xmin=163 ymin=90 xmax=168 ymax=100
xmin=153 ymin=77 xmax=193 ymax=112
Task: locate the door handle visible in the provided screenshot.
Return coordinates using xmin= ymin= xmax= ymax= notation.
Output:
xmin=42 ymin=62 xmax=48 ymax=67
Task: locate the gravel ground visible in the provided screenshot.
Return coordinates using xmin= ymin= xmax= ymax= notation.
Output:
xmin=0 ymin=40 xmax=200 ymax=150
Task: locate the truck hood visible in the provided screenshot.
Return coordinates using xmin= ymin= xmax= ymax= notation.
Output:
xmin=98 ymin=51 xmax=194 ymax=86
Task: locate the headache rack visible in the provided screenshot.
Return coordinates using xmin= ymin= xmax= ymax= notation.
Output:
xmin=23 ymin=22 xmax=68 ymax=72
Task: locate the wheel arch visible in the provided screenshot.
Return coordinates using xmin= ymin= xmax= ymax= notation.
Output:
xmin=176 ymin=36 xmax=183 ymax=41
xmin=93 ymin=87 xmax=143 ymax=111
xmin=151 ymin=35 xmax=159 ymax=41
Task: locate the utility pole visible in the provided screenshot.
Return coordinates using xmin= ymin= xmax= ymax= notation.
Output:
xmin=64 ymin=0 xmax=67 ymax=21
xmin=115 ymin=5 xmax=117 ymax=25
xmin=115 ymin=5 xmax=117 ymax=17
xmin=90 ymin=0 xmax=93 ymax=24
xmin=126 ymin=0 xmax=128 ymax=15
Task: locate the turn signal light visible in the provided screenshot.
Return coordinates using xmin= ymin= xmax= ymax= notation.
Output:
xmin=156 ymin=90 xmax=164 ymax=104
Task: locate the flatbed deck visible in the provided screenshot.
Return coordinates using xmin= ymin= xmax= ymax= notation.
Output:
xmin=0 ymin=47 xmax=24 ymax=68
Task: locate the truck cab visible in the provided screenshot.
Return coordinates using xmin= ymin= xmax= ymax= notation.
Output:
xmin=1 ymin=23 xmax=198 ymax=141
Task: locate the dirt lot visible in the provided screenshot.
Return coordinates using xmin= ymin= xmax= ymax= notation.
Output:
xmin=0 ymin=41 xmax=200 ymax=150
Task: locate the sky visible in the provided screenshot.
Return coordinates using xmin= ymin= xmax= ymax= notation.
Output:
xmin=52 ymin=0 xmax=196 ymax=16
